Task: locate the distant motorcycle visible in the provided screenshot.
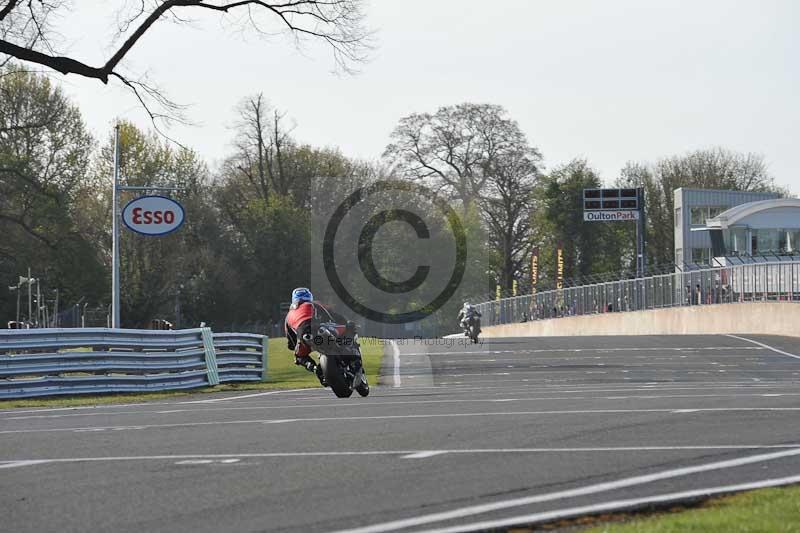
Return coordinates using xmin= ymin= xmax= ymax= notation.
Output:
xmin=463 ymin=315 xmax=480 ymax=344
xmin=302 ymin=322 xmax=369 ymax=398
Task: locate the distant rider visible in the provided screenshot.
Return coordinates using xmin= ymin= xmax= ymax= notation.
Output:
xmin=458 ymin=302 xmax=481 ymax=335
xmin=284 ymin=288 xmax=355 ymax=386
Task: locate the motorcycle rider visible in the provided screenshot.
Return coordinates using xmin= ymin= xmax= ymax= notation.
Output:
xmin=284 ymin=287 xmax=356 ymax=386
xmin=458 ymin=302 xmax=481 ymax=335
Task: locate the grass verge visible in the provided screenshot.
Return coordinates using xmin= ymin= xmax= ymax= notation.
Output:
xmin=578 ymin=485 xmax=800 ymax=533
xmin=0 ymin=337 xmax=385 ymax=409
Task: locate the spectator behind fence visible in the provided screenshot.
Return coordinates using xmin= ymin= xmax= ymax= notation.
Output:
xmin=148 ymin=319 xmax=173 ymax=330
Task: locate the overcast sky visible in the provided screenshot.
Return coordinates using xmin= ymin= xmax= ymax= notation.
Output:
xmin=56 ymin=1 xmax=798 ymax=193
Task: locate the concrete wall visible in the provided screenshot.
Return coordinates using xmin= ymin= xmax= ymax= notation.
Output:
xmin=481 ymin=302 xmax=800 ymax=338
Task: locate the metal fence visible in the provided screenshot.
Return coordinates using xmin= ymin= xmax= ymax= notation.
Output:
xmin=0 ymin=328 xmax=268 ymax=399
xmin=476 ymin=260 xmax=800 ymax=327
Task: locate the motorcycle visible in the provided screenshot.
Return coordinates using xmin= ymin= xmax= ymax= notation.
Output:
xmin=301 ymin=322 xmax=369 ymax=398
xmin=463 ymin=315 xmax=481 ymax=344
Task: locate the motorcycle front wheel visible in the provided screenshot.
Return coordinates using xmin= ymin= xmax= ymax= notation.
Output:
xmin=356 ymin=370 xmax=370 ymax=397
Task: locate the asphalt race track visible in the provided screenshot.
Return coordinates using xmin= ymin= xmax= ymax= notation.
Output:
xmin=2 ymin=334 xmax=800 ymax=532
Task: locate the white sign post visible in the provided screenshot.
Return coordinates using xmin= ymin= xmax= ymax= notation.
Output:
xmin=112 ymin=125 xmax=120 ymax=329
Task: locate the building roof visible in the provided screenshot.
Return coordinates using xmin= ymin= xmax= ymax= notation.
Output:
xmin=675 ymin=187 xmax=779 ymax=195
xmin=706 ymin=198 xmax=800 ymax=229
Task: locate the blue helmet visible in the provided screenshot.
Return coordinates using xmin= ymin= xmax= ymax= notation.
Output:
xmin=291 ymin=287 xmax=313 ymax=304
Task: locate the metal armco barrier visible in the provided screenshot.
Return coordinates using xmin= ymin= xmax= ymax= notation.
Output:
xmin=0 ymin=328 xmax=269 ymax=399
xmin=477 ymin=260 xmax=800 ymax=327
xmin=213 ymin=333 xmax=269 ymax=383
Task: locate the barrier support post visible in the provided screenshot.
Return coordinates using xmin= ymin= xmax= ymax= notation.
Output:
xmin=201 ymin=327 xmax=220 ymax=386
xmin=261 ymin=336 xmax=269 ymax=382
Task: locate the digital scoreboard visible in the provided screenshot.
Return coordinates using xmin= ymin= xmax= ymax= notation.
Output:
xmin=583 ymin=188 xmax=640 ymax=221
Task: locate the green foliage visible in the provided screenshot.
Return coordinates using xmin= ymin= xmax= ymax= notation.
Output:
xmin=220 ymin=194 xmax=311 ymax=325
xmin=0 ymin=65 xmax=103 ymax=322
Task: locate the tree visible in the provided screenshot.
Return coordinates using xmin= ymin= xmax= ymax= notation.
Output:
xmin=0 ymin=64 xmax=102 ymax=320
xmin=231 ymin=94 xmax=291 ymax=202
xmin=385 ymin=102 xmax=543 ymax=297
xmin=216 ymin=98 xmax=375 ymax=326
xmin=384 ymin=103 xmax=536 ymax=211
xmin=481 ymin=147 xmax=540 ymax=292
xmin=228 ymin=94 xmax=357 ymax=208
xmin=0 ymin=1 xmax=371 ymax=124
xmin=618 ymin=147 xmax=781 ymax=266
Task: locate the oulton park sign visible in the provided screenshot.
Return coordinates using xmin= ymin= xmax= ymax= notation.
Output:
xmin=122 ymin=195 xmax=185 ymax=236
xmin=583 ymin=210 xmax=640 ymax=222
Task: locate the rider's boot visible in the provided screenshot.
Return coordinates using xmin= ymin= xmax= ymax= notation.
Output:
xmin=296 ymin=355 xmax=325 ymax=386
xmin=315 ymin=364 xmax=327 ymax=387
xmin=295 ymin=355 xmax=315 ymax=371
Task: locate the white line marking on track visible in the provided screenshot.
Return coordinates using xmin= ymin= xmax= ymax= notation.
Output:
xmin=401 ymin=451 xmax=447 ymax=459
xmin=7 ymin=391 xmax=800 ymax=420
xmin=402 ymin=346 xmax=766 ymax=357
xmin=415 ymin=474 xmax=800 ymax=533
xmin=4 ymin=408 xmax=800 ymax=434
xmin=331 ymin=447 xmax=800 ymax=533
xmin=0 ymin=460 xmax=49 ymax=469
xmin=175 ymin=459 xmax=241 ymax=465
xmin=1 ymin=382 xmax=795 ymax=419
xmin=727 ymin=335 xmax=800 ymax=360
xmin=392 ymin=341 xmax=402 ymax=388
xmin=2 ymin=445 xmax=800 ymax=469
xmin=182 ymin=388 xmax=312 ymax=403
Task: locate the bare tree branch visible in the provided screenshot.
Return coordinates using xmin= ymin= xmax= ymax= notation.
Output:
xmin=0 ymin=0 xmax=21 ymax=22
xmin=0 ymin=0 xmax=371 ymax=127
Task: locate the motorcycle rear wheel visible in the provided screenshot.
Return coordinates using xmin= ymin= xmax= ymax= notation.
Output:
xmin=320 ymin=355 xmax=353 ymax=398
xmin=469 ymin=324 xmax=479 ymax=343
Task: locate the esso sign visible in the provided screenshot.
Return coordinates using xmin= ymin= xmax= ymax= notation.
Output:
xmin=122 ymin=195 xmax=185 ymax=236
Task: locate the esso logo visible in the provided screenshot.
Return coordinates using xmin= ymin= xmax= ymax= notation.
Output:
xmin=122 ymin=195 xmax=185 ymax=236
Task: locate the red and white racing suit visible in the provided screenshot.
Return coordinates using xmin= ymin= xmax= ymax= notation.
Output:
xmin=285 ymin=301 xmax=347 ymax=359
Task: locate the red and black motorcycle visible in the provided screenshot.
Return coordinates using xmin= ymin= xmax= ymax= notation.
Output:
xmin=301 ymin=322 xmax=369 ymax=398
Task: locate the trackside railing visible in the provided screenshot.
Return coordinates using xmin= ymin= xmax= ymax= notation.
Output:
xmin=0 ymin=328 xmax=269 ymax=399
xmin=213 ymin=332 xmax=269 ymax=383
xmin=476 ymin=260 xmax=800 ymax=327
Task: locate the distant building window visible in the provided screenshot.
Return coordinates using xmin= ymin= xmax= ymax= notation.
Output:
xmin=691 ymin=248 xmax=711 ymax=265
xmin=675 ymin=208 xmax=681 ymax=228
xmin=690 ymin=207 xmax=706 ymax=225
xmin=690 ymin=206 xmax=727 ymax=225
xmin=723 ymin=227 xmax=748 ymax=255
xmin=753 ymin=229 xmax=783 ymax=254
xmin=788 ymin=230 xmax=800 ymax=253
